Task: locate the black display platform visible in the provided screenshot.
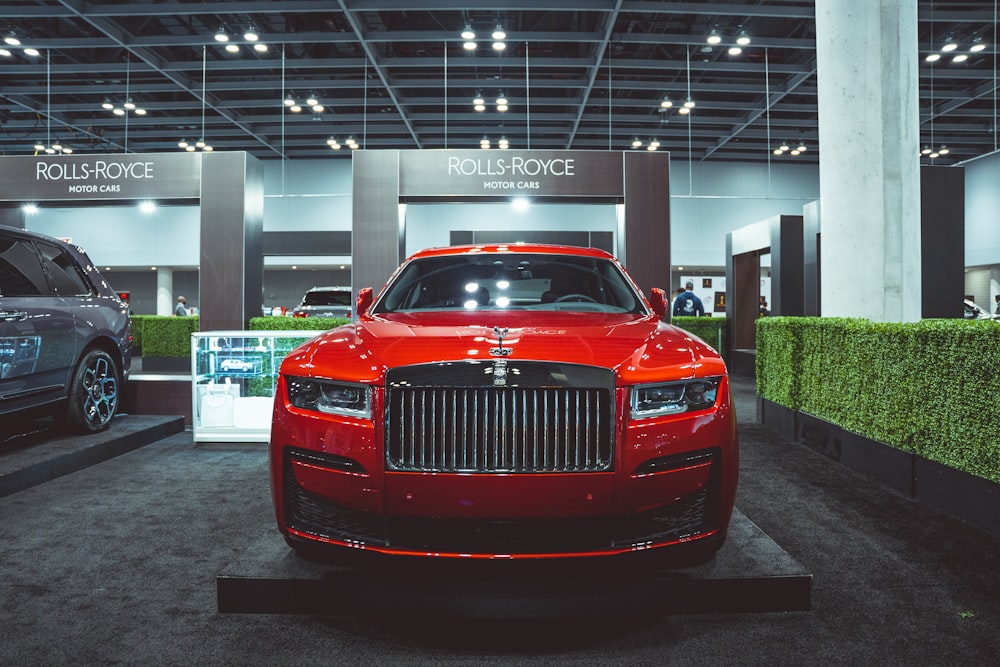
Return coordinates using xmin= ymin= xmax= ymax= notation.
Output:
xmin=0 ymin=414 xmax=185 ymax=498
xmin=217 ymin=508 xmax=811 ymax=618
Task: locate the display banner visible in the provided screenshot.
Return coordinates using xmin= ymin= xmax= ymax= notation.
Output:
xmin=398 ymin=149 xmax=625 ymax=198
xmin=0 ymin=153 xmax=202 ymax=201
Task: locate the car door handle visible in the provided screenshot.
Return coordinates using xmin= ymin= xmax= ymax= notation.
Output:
xmin=0 ymin=310 xmax=28 ymax=322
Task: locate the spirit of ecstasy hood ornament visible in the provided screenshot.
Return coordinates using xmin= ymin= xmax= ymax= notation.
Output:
xmin=489 ymin=326 xmax=512 ymax=357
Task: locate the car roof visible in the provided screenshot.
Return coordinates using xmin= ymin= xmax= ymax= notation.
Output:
xmin=406 ymin=244 xmax=616 ymax=262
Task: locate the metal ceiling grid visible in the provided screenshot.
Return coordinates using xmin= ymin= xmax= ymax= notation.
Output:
xmin=0 ymin=1 xmax=995 ymax=164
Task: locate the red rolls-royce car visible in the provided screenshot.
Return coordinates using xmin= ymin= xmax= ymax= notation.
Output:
xmin=270 ymin=244 xmax=737 ymax=563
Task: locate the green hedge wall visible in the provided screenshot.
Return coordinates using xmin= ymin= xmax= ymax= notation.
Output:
xmin=757 ymin=317 xmax=1000 ymax=484
xmin=248 ymin=316 xmax=350 ymax=331
xmin=131 ymin=315 xmax=199 ymax=357
xmin=671 ymin=316 xmax=727 ymax=359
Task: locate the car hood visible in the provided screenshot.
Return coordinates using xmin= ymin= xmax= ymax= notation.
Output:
xmin=282 ymin=311 xmax=725 ymax=385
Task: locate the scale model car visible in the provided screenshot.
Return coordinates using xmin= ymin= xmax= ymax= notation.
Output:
xmin=270 ymin=244 xmax=737 ymax=563
xmin=218 ymin=357 xmax=256 ymax=373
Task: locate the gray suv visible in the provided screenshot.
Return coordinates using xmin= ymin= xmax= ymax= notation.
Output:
xmin=0 ymin=225 xmax=131 ymax=433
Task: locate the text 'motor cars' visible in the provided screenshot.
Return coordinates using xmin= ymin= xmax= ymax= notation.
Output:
xmin=270 ymin=244 xmax=737 ymax=564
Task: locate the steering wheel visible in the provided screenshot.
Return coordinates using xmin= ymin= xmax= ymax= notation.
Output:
xmin=554 ymin=293 xmax=598 ymax=303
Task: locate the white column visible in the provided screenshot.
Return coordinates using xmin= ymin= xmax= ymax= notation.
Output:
xmin=156 ymin=268 xmax=174 ymax=316
xmin=815 ymin=0 xmax=922 ymax=322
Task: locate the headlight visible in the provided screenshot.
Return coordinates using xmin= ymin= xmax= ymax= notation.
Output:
xmin=630 ymin=377 xmax=721 ymax=419
xmin=286 ymin=377 xmax=371 ymax=418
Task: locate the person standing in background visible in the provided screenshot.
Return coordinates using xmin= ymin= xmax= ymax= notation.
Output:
xmin=175 ymin=295 xmax=188 ymax=316
xmin=672 ymin=280 xmax=705 ymax=317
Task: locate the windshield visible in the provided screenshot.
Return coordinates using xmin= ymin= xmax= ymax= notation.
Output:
xmin=373 ymin=253 xmax=646 ymax=314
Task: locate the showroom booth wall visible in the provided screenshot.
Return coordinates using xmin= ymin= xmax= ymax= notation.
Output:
xmin=17 ymin=157 xmax=826 ymax=315
xmin=17 ymin=153 xmax=999 ymax=315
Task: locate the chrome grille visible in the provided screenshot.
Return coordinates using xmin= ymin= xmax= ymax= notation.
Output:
xmin=386 ymin=386 xmax=613 ymax=473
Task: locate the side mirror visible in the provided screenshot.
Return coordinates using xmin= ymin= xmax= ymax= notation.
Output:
xmin=649 ymin=287 xmax=668 ymax=318
xmin=356 ymin=287 xmax=373 ymax=317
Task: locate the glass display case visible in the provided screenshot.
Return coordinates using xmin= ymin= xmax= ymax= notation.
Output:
xmin=191 ymin=330 xmax=324 ymax=442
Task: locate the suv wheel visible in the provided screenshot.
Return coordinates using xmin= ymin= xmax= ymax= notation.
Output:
xmin=66 ymin=349 xmax=120 ymax=433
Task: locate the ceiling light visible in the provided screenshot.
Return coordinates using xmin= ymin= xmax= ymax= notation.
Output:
xmin=941 ymin=38 xmax=957 ymax=52
xmin=496 ymin=95 xmax=508 ymax=106
xmin=290 ymin=104 xmax=302 ymax=113
xmin=790 ymin=149 xmax=800 ymax=156
xmin=306 ymin=94 xmax=319 ymax=106
xmin=929 ymin=151 xmax=940 ymax=158
xmin=797 ymin=144 xmax=807 ymax=152
xmin=970 ymin=38 xmax=986 ymax=53
xmin=51 ymin=142 xmax=62 ymax=151
xmin=773 ymin=148 xmax=783 ymax=155
xmin=345 ymin=136 xmax=357 ymax=146
xmin=683 ymin=97 xmax=695 ymax=109
xmin=939 ymin=146 xmax=950 ymax=155
xmin=284 ymin=94 xmax=296 ymax=106
xmin=461 ymin=25 xmax=476 ymax=40
xmin=492 ymin=41 xmax=506 ymax=51
xmin=952 ymin=54 xmax=968 ymax=63
xmin=496 ymin=104 xmax=508 ymax=111
xmin=34 ymin=141 xmax=45 ymax=151
xmin=728 ymin=46 xmax=742 ymax=56
xmin=102 ymin=99 xmax=114 ymax=110
xmin=678 ymin=107 xmax=690 ymax=115
xmin=254 ymin=43 xmax=268 ymax=53
xmin=225 ymin=44 xmax=239 ymax=53
xmin=185 ymin=145 xmax=196 ymax=152
xmin=650 ymin=139 xmax=660 ymax=148
xmin=196 ymin=139 xmax=206 ymax=148
xmin=463 ymin=41 xmax=477 ymax=51
xmin=736 ymin=31 xmax=751 ymax=46
xmin=473 ymin=94 xmax=485 ymax=105
xmin=707 ymin=30 xmax=721 ymax=45
xmin=660 ymin=96 xmax=673 ymax=109
xmin=214 ymin=27 xmax=229 ymax=42
xmin=23 ymin=48 xmax=39 ymax=57
xmin=925 ymin=53 xmax=941 ymax=62
xmin=474 ymin=103 xmax=486 ymax=111
xmin=45 ymin=147 xmax=55 ymax=154
xmin=244 ymin=27 xmax=259 ymax=42
xmin=4 ymin=33 xmax=20 ymax=46
xmin=123 ymin=99 xmax=136 ymax=110
xmin=312 ymin=104 xmax=324 ymax=113
xmin=112 ymin=108 xmax=125 ymax=116
xmin=631 ymin=137 xmax=642 ymax=148
xmin=178 ymin=139 xmax=189 ymax=148
xmin=492 ymin=25 xmax=506 ymax=41
xmin=921 ymin=146 xmax=932 ymax=155
xmin=0 ymin=48 xmax=10 ymax=57
xmin=134 ymin=108 xmax=147 ymax=116
xmin=203 ymin=144 xmax=213 ymax=152
xmin=62 ymin=147 xmax=73 ymax=154
xmin=779 ymin=143 xmax=790 ymax=151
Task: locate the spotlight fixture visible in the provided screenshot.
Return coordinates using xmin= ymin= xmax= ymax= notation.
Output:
xmin=290 ymin=104 xmax=302 ymax=113
xmin=492 ymin=41 xmax=506 ymax=51
xmin=736 ymin=30 xmax=751 ymax=46
xmin=463 ymin=41 xmax=477 ymax=51
xmin=631 ymin=137 xmax=642 ymax=148
xmin=706 ymin=29 xmax=721 ymax=45
xmin=253 ymin=43 xmax=268 ymax=53
xmin=728 ymin=46 xmax=743 ymax=56
xmin=925 ymin=53 xmax=941 ymax=63
xmin=4 ymin=32 xmax=21 ymax=46
xmin=461 ymin=25 xmax=476 ymax=41
xmin=0 ymin=48 xmax=10 ymax=57
xmin=23 ymin=47 xmax=39 ymax=57
xmin=492 ymin=25 xmax=506 ymax=41
xmin=225 ymin=43 xmax=239 ymax=53
xmin=683 ymin=97 xmax=696 ymax=109
xmin=284 ymin=94 xmax=296 ymax=106
xmin=178 ymin=139 xmax=189 ymax=148
xmin=970 ymin=38 xmax=986 ymax=53
xmin=101 ymin=99 xmax=114 ymax=110
xmin=214 ymin=26 xmax=229 ymax=42
xmin=498 ymin=137 xmax=510 ymax=149
xmin=796 ymin=144 xmax=807 ymax=152
xmin=660 ymin=96 xmax=673 ymax=109
xmin=327 ymin=136 xmax=342 ymax=149
xmin=123 ymin=99 xmax=136 ymax=110
xmin=306 ymin=94 xmax=319 ymax=106
xmin=312 ymin=104 xmax=324 ymax=113
xmin=112 ymin=108 xmax=125 ymax=116
xmin=244 ymin=27 xmax=259 ymax=42
xmin=952 ymin=54 xmax=968 ymax=63
xmin=496 ymin=94 xmax=508 ymax=112
xmin=941 ymin=37 xmax=957 ymax=52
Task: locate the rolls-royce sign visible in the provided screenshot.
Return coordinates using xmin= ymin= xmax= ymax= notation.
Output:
xmin=0 ymin=153 xmax=202 ymax=201
xmin=399 ymin=149 xmax=625 ymax=198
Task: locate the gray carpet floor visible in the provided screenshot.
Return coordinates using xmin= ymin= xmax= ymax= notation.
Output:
xmin=1 ymin=376 xmax=998 ymax=665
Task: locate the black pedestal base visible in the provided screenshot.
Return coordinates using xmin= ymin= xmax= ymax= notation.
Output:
xmin=217 ymin=508 xmax=811 ymax=618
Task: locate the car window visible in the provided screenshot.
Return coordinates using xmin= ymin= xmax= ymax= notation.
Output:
xmin=303 ymin=290 xmax=351 ymax=307
xmin=374 ymin=253 xmax=646 ymax=314
xmin=35 ymin=242 xmax=92 ymax=296
xmin=0 ymin=236 xmax=50 ymax=297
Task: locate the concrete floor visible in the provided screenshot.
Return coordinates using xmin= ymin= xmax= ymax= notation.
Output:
xmin=1 ymin=377 xmax=999 ymax=665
